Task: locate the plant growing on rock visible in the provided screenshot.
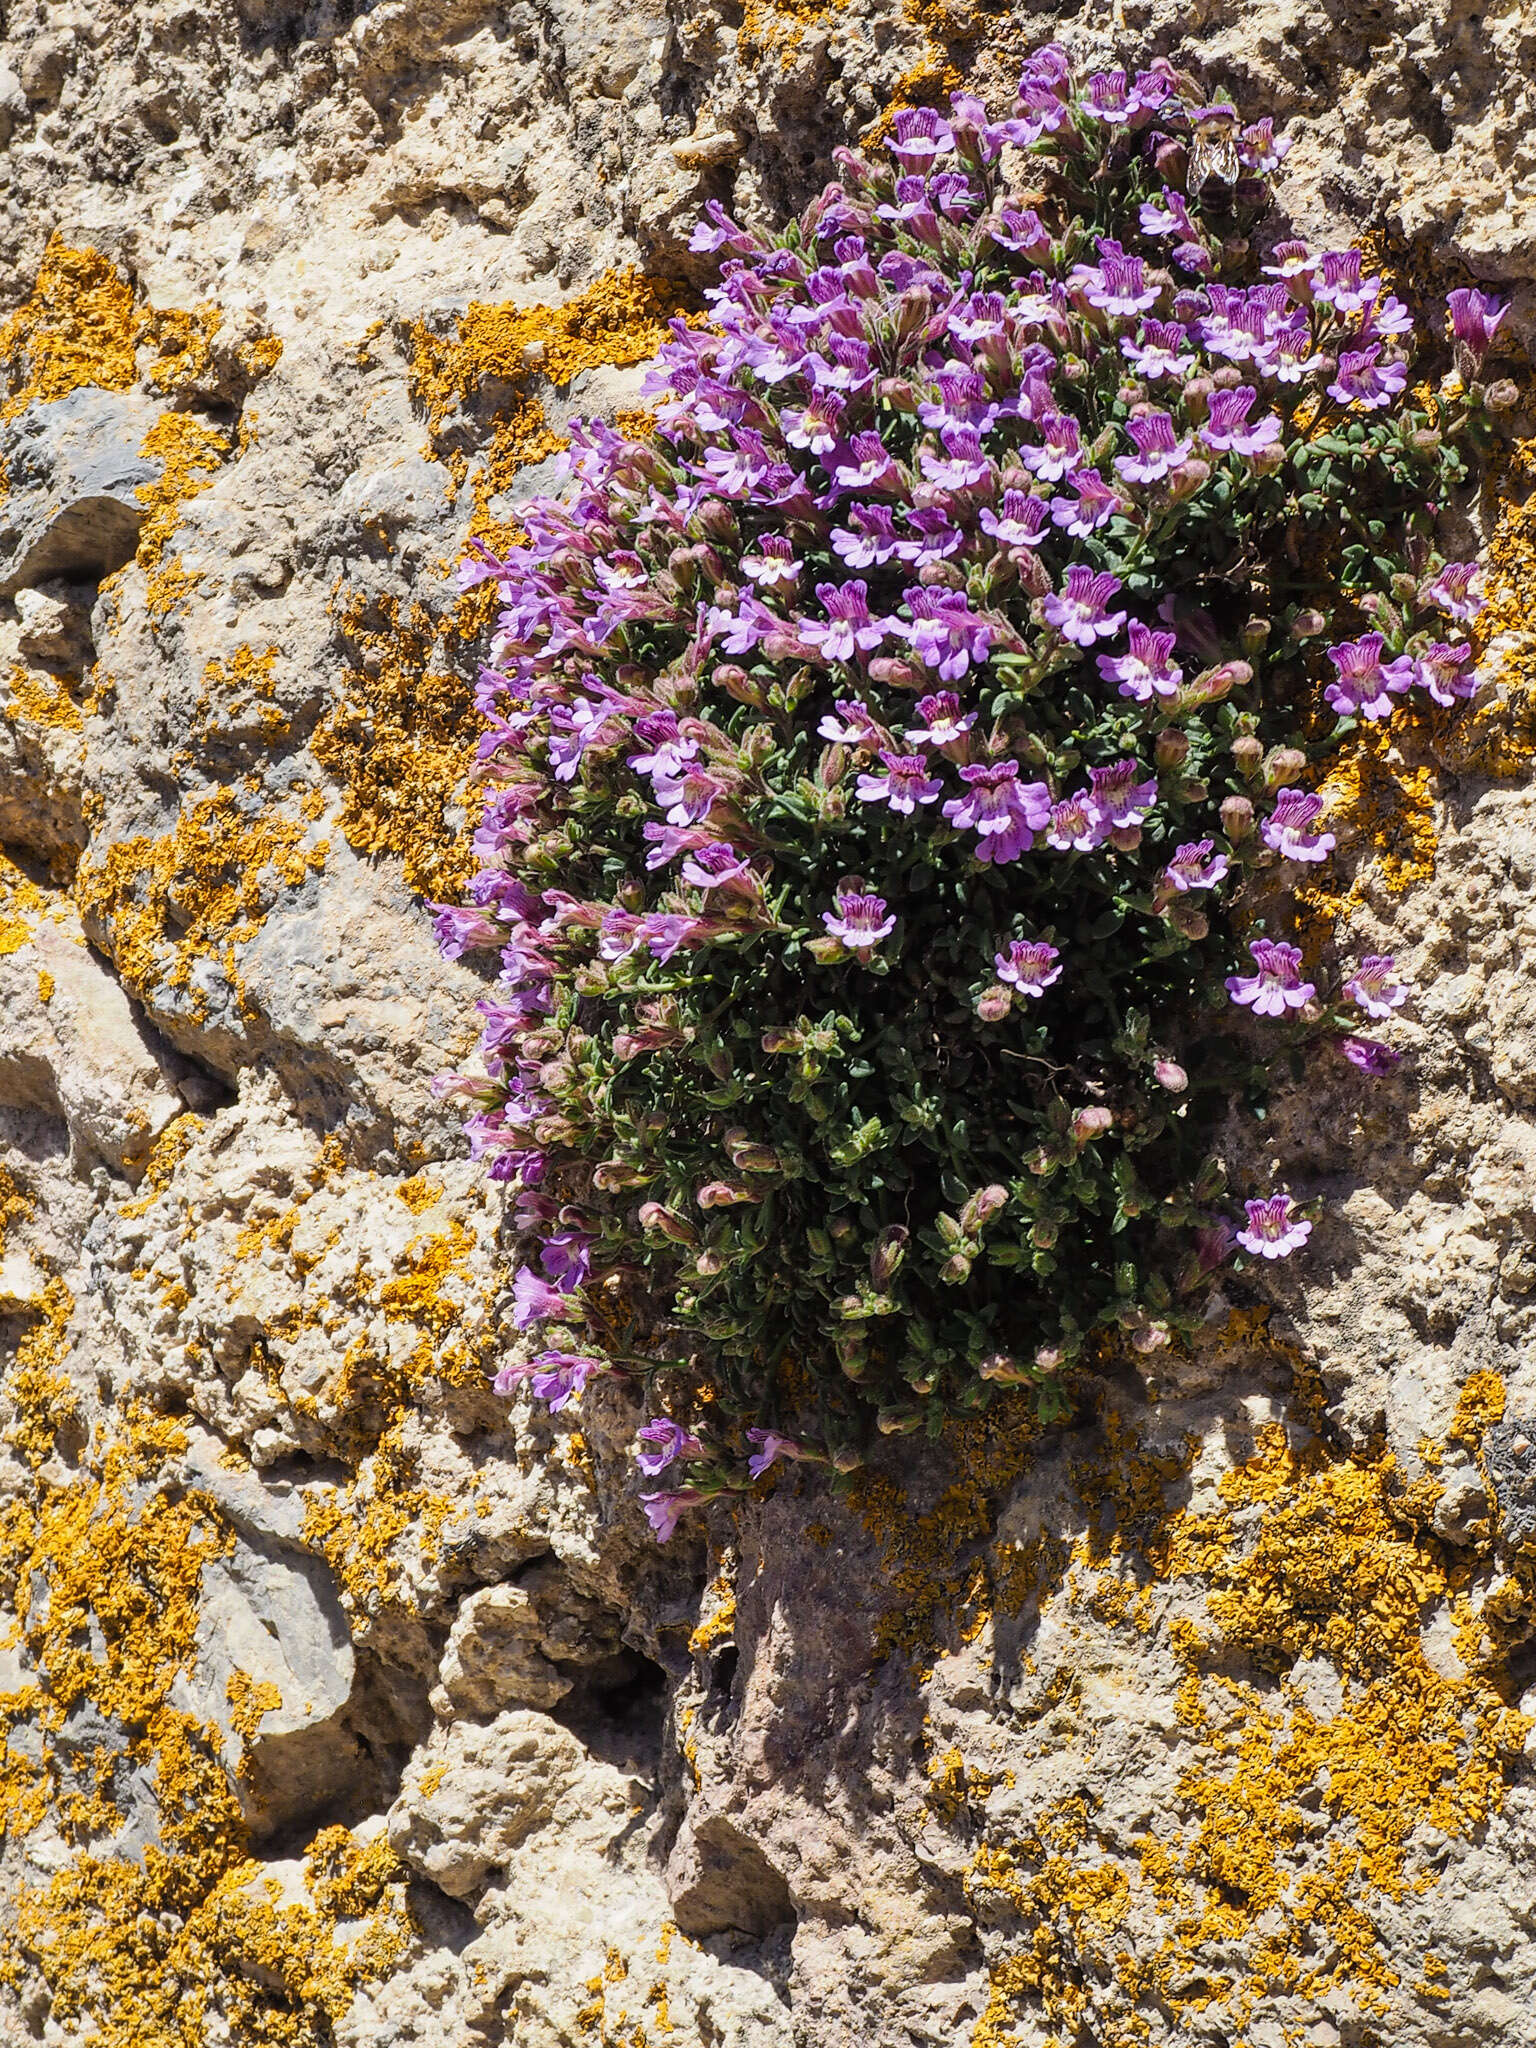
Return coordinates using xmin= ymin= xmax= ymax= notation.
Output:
xmin=433 ymin=50 xmax=1505 ymax=1531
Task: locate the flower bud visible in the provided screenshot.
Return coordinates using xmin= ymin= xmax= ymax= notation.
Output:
xmin=1182 ymin=376 xmax=1213 ymax=419
xmin=1265 ymin=746 xmax=1308 ymax=788
xmin=975 ymin=983 xmax=1013 ymax=1022
xmin=1033 ymin=1344 xmax=1064 ymax=1373
xmin=1248 ymin=442 xmax=1287 ymax=477
xmin=1153 ymin=1057 xmax=1188 ymax=1091
xmin=866 ymin=657 xmax=922 ymax=689
xmin=1210 ymin=364 xmax=1243 ymax=390
xmin=1166 ymin=458 xmax=1211 ymax=504
xmin=1167 ymin=899 xmax=1209 ymax=940
xmin=830 ymin=1444 xmax=865 ymax=1472
xmin=1154 ymin=729 xmax=1190 ymax=769
xmin=696 ymin=1180 xmax=758 ymax=1208
xmin=918 ymin=560 xmax=966 ymax=590
xmin=1290 ymin=609 xmax=1327 ymax=640
xmin=877 ymin=376 xmax=920 ymax=409
xmin=1241 ymin=616 xmax=1272 ymax=655
xmin=1484 ymin=378 xmax=1522 ymax=415
xmin=940 ymin=1251 xmax=974 ymax=1284
xmin=869 ymin=1225 xmax=910 ymax=1285
xmin=1110 ymin=823 xmax=1142 ymax=852
xmin=1409 ymin=428 xmax=1443 ymax=457
xmin=1231 ymin=734 xmax=1263 ymax=774
xmin=1220 ymin=790 xmax=1253 ymax=839
xmin=1031 ymin=1218 xmax=1058 ymax=1249
xmin=1132 ymin=1322 xmax=1171 ymax=1354
xmin=876 ymin=1408 xmax=924 ymax=1435
xmin=960 ymin=1184 xmax=1009 ymax=1234
xmin=1071 ymin=1106 xmax=1114 ymax=1145
xmin=1154 ymin=137 xmax=1188 ymax=182
xmin=978 ymin=1352 xmax=1032 ymax=1384
xmin=714 ymin=663 xmax=767 ymax=708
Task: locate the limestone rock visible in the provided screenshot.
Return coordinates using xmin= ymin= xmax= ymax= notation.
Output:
xmin=0 ymin=389 xmax=164 ymax=596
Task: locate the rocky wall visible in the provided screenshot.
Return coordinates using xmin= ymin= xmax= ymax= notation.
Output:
xmin=0 ymin=1 xmax=1535 ymax=2044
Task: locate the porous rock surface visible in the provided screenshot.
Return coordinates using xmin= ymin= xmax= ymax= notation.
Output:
xmin=0 ymin=2 xmax=1534 ymax=2044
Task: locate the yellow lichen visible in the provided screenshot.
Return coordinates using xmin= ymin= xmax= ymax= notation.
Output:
xmin=75 ymin=786 xmax=327 ymax=1016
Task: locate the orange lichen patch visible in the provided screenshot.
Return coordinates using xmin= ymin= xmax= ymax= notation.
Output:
xmin=738 ymin=0 xmax=833 ymax=70
xmin=0 ymin=1163 xmax=34 ymax=1249
xmin=0 ymin=239 xmax=140 ymax=414
xmin=1446 ymin=1368 xmax=1506 ymax=1448
xmin=311 ymin=584 xmax=489 ymax=900
xmin=1447 ymin=423 xmax=1536 ymax=775
xmin=855 ymin=1395 xmax=1043 ymax=1661
xmin=394 ymin=1172 xmax=443 ymax=1214
xmin=117 ymin=1114 xmax=205 ymax=1219
xmin=409 ymin=266 xmax=695 ymax=525
xmin=967 ymin=1418 xmax=1530 ymax=2044
xmin=140 ymin=302 xmax=225 ymax=396
xmin=1 ymin=1276 xmax=81 ymax=1470
xmin=75 ymin=786 xmax=328 ymax=1015
xmin=301 ymin=1415 xmax=448 ymax=1618
xmin=226 ymin=1670 xmax=283 ymax=1742
xmin=4 ymin=661 xmax=84 ymax=733
xmin=135 ymin=410 xmax=230 ymax=570
xmin=378 ymin=1218 xmax=478 ymax=1346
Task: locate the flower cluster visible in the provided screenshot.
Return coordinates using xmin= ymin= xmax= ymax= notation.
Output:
xmin=434 ymin=52 xmax=1500 ymax=1533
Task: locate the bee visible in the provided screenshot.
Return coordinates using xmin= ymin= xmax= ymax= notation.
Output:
xmin=1189 ymin=107 xmax=1242 ymax=195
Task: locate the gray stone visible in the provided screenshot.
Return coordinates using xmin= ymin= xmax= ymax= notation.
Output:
xmin=0 ymin=389 xmax=166 ymax=597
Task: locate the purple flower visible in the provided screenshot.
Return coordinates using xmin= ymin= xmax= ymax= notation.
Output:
xmin=1261 ymin=316 xmax=1327 ymax=383
xmin=1314 ymin=249 xmax=1378 ymax=313
xmin=1120 ymin=320 xmax=1196 ymax=380
xmin=830 ymin=431 xmax=901 ymax=493
xmin=689 ymin=200 xmax=758 ymax=255
xmin=919 ymin=424 xmax=992 ymax=491
xmin=1084 ymin=248 xmax=1160 ymax=318
xmin=919 ymin=369 xmax=1001 ymax=434
xmin=530 ymin=1351 xmax=606 ymax=1410
xmin=681 ymin=841 xmax=755 ymax=891
xmin=1324 ymin=633 xmax=1415 ymax=720
xmin=979 ymin=491 xmax=1050 ymax=549
xmin=890 ymin=105 xmax=955 ymax=168
xmin=1345 ymin=955 xmax=1408 ymax=1019
xmin=989 ymin=207 xmax=1051 ymax=256
xmin=1086 ymin=758 xmax=1158 ymax=830
xmin=1236 ymin=1194 xmax=1312 ymax=1260
xmin=512 ymin=1265 xmax=577 ymax=1329
xmin=1262 ymin=788 xmax=1336 ymax=864
xmin=1420 ymin=561 xmax=1484 ymax=624
xmin=636 ymin=913 xmax=705 ymax=963
xmin=1043 ymin=565 xmax=1128 ymax=647
xmin=942 ymin=761 xmax=1052 ymax=864
xmin=902 ymin=507 xmax=965 ymax=567
xmin=1202 ymin=387 xmax=1282 ymax=455
xmin=1416 ymin=641 xmax=1478 ymax=705
xmin=800 ymin=580 xmax=892 ymax=661
xmin=1262 ymin=239 xmax=1317 ymax=284
xmin=746 ymin=1428 xmax=815 ymax=1477
xmin=1163 ymin=839 xmax=1229 ymax=891
xmin=1049 ymin=467 xmax=1123 ymax=537
xmin=652 ymin=761 xmax=730 ymax=825
xmin=1328 ymin=344 xmax=1407 ymax=411
xmin=817 ymin=697 xmax=883 ymax=745
xmin=1046 ymin=792 xmax=1108 ymax=852
xmin=741 ymin=534 xmax=802 ymax=586
xmin=1114 ymin=412 xmax=1191 ymax=485
xmin=831 ymin=504 xmax=904 ymax=567
xmin=783 ymin=390 xmax=847 ymax=454
xmin=855 ymin=750 xmax=945 ymax=814
xmin=1342 ymin=1037 xmax=1402 ymax=1075
xmin=900 ymin=589 xmax=994 ymax=681
xmin=1226 ymin=939 xmax=1316 ymax=1017
xmin=1239 ymin=116 xmax=1290 ymax=173
xmin=1020 ymin=410 xmax=1083 ymax=482
xmin=905 ymin=692 xmax=976 ymax=748
xmin=821 ymin=888 xmax=897 ymax=960
xmin=635 ymin=1417 xmax=705 ymax=1476
xmin=431 ymin=903 xmax=503 ymax=960
xmin=1447 ymin=287 xmax=1507 ymax=360
xmin=540 ymin=1231 xmax=593 ymax=1289
xmin=1097 ymin=621 xmax=1182 ymax=701
xmin=641 ymin=1489 xmax=708 ymax=1542
xmin=643 ymin=821 xmax=714 ymax=870
xmin=628 ymin=709 xmax=696 ymax=781
xmin=1140 ymin=191 xmax=1195 ymax=240
xmin=994 ymin=939 xmax=1062 ymax=996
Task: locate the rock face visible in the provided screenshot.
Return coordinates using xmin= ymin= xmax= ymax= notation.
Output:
xmin=0 ymin=3 xmax=1534 ymax=2045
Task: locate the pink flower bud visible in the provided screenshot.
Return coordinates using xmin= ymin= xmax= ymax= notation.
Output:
xmin=1071 ymin=1106 xmax=1115 ymax=1144
xmin=696 ymin=1181 xmax=758 ymax=1208
xmin=975 ymin=983 xmax=1013 ymax=1022
xmin=1153 ymin=1058 xmax=1188 ymax=1091
xmin=1220 ymin=794 xmax=1255 ymax=839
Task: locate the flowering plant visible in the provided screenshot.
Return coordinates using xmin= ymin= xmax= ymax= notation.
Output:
xmin=434 ymin=51 xmax=1504 ymax=1529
